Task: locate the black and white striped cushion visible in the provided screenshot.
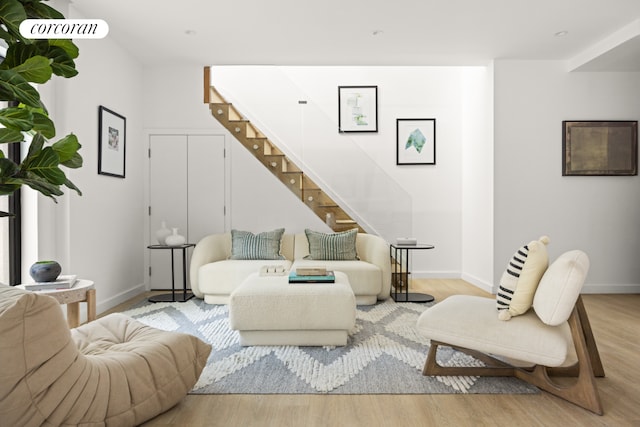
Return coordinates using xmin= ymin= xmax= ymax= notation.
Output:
xmin=496 ymin=235 xmax=550 ymax=320
xmin=496 ymin=245 xmax=529 ymax=314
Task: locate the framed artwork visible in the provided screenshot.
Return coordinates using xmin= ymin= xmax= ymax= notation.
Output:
xmin=98 ymin=105 xmax=126 ymax=178
xmin=396 ymin=118 xmax=436 ymax=165
xmin=338 ymin=86 xmax=378 ymax=133
xmin=562 ymin=121 xmax=637 ymax=176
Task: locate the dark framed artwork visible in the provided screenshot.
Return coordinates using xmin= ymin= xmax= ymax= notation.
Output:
xmin=98 ymin=105 xmax=126 ymax=178
xmin=396 ymin=118 xmax=436 ymax=165
xmin=562 ymin=121 xmax=637 ymax=176
xmin=338 ymin=86 xmax=378 ymax=133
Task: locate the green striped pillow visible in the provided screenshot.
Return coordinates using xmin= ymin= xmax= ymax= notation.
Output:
xmin=304 ymin=228 xmax=359 ymax=260
xmin=230 ymin=228 xmax=285 ymax=260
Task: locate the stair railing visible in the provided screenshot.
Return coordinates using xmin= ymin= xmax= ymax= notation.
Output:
xmin=209 ymin=66 xmax=412 ymax=243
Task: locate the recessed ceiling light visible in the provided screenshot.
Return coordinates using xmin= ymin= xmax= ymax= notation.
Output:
xmin=554 ymin=30 xmax=569 ymax=37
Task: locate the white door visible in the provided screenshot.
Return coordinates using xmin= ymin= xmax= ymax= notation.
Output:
xmin=149 ymin=134 xmax=225 ymax=289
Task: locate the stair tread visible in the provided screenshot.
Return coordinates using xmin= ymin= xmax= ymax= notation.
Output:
xmin=207 ymin=83 xmax=367 ymax=236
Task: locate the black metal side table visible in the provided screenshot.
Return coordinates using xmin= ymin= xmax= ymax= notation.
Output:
xmin=390 ymin=243 xmax=435 ymax=303
xmin=147 ymin=243 xmax=195 ymax=302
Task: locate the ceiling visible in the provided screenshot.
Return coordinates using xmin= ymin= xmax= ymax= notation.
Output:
xmin=70 ymin=0 xmax=640 ymax=71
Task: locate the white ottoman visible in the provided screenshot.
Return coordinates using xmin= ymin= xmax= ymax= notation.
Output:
xmin=229 ymin=271 xmax=356 ymax=346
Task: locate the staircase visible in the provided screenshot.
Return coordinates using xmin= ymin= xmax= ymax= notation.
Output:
xmin=204 ymin=67 xmax=364 ymax=233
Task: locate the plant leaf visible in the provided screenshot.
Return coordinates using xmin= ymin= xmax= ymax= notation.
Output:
xmin=12 ymin=55 xmax=52 ymax=84
xmin=0 ymin=183 xmax=22 ymax=196
xmin=23 ymin=2 xmax=65 ymax=20
xmin=0 ymin=27 xmax=14 ymax=46
xmin=22 ymin=146 xmax=66 ymax=185
xmin=25 ymin=132 xmax=45 ymax=159
xmin=50 ymin=39 xmax=79 ymax=60
xmin=0 ymin=0 xmax=27 ymax=40
xmin=64 ymin=177 xmax=82 ymax=196
xmin=32 ymin=111 xmax=55 ymax=138
xmin=0 ymin=157 xmax=21 ymax=195
xmin=21 ymin=172 xmax=64 ymax=199
xmin=34 ymin=41 xmax=78 ymax=78
xmin=52 ymin=133 xmax=80 ymax=163
xmin=0 ymin=128 xmax=24 ymax=144
xmin=61 ymin=152 xmax=83 ymax=169
xmin=0 ymin=157 xmax=19 ymax=177
xmin=0 ymin=69 xmax=41 ymax=107
xmin=48 ymin=47 xmax=78 ymax=78
xmin=2 ymin=43 xmax=38 ymax=70
xmin=0 ymin=106 xmax=33 ymax=131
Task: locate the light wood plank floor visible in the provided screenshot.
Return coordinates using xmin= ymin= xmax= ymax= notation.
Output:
xmin=103 ymin=279 xmax=640 ymax=427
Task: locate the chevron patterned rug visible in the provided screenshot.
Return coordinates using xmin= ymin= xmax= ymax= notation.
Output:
xmin=120 ymin=298 xmax=537 ymax=395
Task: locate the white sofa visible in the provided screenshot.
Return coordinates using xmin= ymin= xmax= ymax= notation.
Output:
xmin=190 ymin=232 xmax=391 ymax=305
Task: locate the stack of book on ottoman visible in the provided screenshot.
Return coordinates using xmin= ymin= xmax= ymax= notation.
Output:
xmin=288 ymin=267 xmax=335 ymax=283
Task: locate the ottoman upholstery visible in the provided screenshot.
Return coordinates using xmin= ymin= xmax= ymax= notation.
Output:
xmin=0 ymin=285 xmax=211 ymax=427
xmin=229 ymin=271 xmax=356 ymax=346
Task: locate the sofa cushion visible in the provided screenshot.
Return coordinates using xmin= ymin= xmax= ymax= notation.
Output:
xmin=496 ymin=236 xmax=549 ymax=320
xmin=533 ymin=250 xmax=589 ymax=326
xmin=292 ymin=259 xmax=382 ymax=297
xmin=304 ymin=228 xmax=358 ymax=260
xmin=230 ymin=228 xmax=285 ymax=260
xmin=417 ymin=295 xmax=575 ymax=367
xmin=199 ymin=259 xmax=293 ymax=295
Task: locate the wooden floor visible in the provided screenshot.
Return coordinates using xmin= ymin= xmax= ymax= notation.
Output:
xmin=104 ymin=279 xmax=640 ymax=427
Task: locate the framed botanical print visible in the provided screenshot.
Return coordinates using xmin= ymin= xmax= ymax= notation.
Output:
xmin=396 ymin=118 xmax=436 ymax=165
xmin=338 ymin=86 xmax=378 ymax=133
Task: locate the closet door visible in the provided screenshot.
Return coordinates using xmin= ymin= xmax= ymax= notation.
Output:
xmin=149 ymin=134 xmax=225 ymax=289
xmin=187 ymin=135 xmax=226 ymax=243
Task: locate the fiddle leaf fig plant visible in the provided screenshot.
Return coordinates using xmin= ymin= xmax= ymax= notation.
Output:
xmin=0 ymin=0 xmax=83 ymax=216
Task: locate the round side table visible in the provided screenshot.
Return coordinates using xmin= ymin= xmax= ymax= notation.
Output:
xmin=17 ymin=279 xmax=96 ymax=328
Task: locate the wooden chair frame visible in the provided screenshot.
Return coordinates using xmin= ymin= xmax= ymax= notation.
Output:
xmin=422 ymin=296 xmax=605 ymax=415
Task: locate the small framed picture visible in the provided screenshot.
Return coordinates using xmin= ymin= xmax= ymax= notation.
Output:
xmin=562 ymin=120 xmax=637 ymax=176
xmin=98 ymin=105 xmax=126 ymax=178
xmin=396 ymin=118 xmax=436 ymax=165
xmin=338 ymin=86 xmax=378 ymax=133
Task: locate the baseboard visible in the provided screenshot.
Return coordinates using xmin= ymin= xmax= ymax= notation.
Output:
xmin=97 ymin=283 xmax=147 ymax=315
xmin=412 ymin=272 xmax=640 ymax=295
xmin=411 ymin=271 xmax=459 ymax=279
xmin=460 ymin=272 xmax=494 ymax=294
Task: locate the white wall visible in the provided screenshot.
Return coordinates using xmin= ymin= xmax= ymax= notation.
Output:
xmin=282 ymin=67 xmax=466 ymax=278
xmin=141 ymin=64 xmax=328 ymax=236
xmin=31 ymin=2 xmax=147 ymax=316
xmin=494 ymin=60 xmax=640 ymax=293
xmin=210 ymin=66 xmax=494 ymax=279
xmin=461 ymin=65 xmax=495 ymax=291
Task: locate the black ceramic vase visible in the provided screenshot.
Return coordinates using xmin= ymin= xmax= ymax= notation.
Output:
xmin=29 ymin=261 xmax=62 ymax=282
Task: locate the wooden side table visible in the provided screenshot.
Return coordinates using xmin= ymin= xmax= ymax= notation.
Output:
xmin=17 ymin=279 xmax=96 ymax=328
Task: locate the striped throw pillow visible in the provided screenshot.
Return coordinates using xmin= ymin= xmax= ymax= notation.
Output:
xmin=496 ymin=236 xmax=550 ymax=320
xmin=304 ymin=228 xmax=359 ymax=260
xmin=230 ymin=228 xmax=285 ymax=260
